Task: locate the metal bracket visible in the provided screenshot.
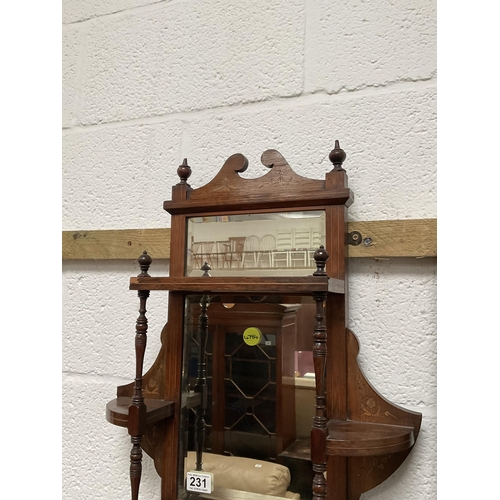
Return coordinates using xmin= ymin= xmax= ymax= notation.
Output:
xmin=347 ymin=231 xmax=362 ymax=245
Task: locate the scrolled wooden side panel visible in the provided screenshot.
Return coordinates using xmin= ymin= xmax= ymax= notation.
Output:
xmin=345 ymin=329 xmax=422 ymax=497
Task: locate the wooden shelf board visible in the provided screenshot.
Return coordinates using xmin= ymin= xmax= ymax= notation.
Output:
xmin=279 ymin=437 xmax=311 ymax=462
xmin=106 ymin=397 xmax=174 ymax=428
xmin=129 ymin=275 xmax=339 ymax=294
xmin=325 ymin=419 xmax=415 ymax=457
xmin=62 ymin=219 xmax=436 ymax=260
xmin=184 ymin=391 xmax=202 ymax=409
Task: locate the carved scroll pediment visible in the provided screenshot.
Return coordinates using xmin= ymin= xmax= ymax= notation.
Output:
xmin=164 ymin=148 xmax=352 ymax=214
xmin=188 ymin=150 xmax=325 ymax=202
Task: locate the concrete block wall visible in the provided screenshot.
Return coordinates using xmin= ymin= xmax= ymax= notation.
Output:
xmin=62 ymin=1 xmax=436 ymax=499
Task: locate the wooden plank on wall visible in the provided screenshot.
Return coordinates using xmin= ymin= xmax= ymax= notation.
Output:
xmin=62 ymin=228 xmax=171 ymax=260
xmin=347 ymin=219 xmax=436 ymax=258
xmin=62 ymin=219 xmax=436 ymax=260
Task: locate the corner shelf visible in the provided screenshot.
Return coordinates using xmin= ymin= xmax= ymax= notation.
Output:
xmin=106 ymin=397 xmax=175 ymax=428
xmin=106 ymin=392 xmax=203 ymax=428
xmin=279 ymin=437 xmax=311 ymax=462
xmin=326 ymin=419 xmax=415 ymax=457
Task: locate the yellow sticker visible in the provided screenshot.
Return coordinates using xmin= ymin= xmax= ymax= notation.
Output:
xmin=243 ymin=327 xmax=262 ymax=346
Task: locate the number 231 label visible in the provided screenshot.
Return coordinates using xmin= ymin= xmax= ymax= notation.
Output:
xmin=186 ymin=471 xmax=214 ymax=493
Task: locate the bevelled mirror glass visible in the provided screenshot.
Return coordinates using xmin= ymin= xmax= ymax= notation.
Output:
xmin=178 ymin=295 xmax=316 ymax=500
xmin=185 ymin=210 xmax=326 ymax=277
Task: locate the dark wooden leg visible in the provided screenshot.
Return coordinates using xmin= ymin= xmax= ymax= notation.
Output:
xmin=311 ymin=290 xmax=328 ymax=499
xmin=311 ymin=247 xmax=329 ymax=500
xmin=130 ymin=436 xmax=143 ymax=500
xmin=128 ymin=252 xmax=151 ymax=500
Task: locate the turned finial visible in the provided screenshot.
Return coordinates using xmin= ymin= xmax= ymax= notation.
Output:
xmin=201 ymin=262 xmax=211 ymax=277
xmin=313 ymin=246 xmax=329 ymax=276
xmin=177 ymin=158 xmax=192 ymax=185
xmin=328 ymin=140 xmax=346 ymax=171
xmin=137 ymin=250 xmax=152 ymax=277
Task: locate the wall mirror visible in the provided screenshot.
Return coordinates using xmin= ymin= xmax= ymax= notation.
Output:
xmin=186 ymin=211 xmax=326 ymax=276
xmin=106 ymin=144 xmax=422 ymax=500
xmin=178 ymin=294 xmax=316 ymax=499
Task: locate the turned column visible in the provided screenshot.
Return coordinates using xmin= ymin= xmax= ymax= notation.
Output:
xmin=194 ymin=262 xmax=211 ymax=471
xmin=128 ymin=251 xmax=152 ymax=500
xmin=311 ymin=246 xmax=329 ymax=500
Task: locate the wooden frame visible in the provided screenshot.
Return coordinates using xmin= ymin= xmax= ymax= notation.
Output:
xmin=105 ymin=143 xmax=422 ymax=500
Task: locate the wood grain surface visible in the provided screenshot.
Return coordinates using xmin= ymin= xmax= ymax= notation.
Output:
xmin=62 ymin=219 xmax=436 ymax=260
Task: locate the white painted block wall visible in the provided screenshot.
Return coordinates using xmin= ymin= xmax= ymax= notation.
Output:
xmin=62 ymin=1 xmax=437 ymax=499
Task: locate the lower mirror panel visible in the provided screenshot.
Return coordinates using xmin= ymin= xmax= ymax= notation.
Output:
xmin=177 ymin=295 xmax=316 ymax=500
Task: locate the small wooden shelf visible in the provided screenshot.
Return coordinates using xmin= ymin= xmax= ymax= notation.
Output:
xmin=129 ymin=276 xmax=344 ymax=294
xmin=279 ymin=437 xmax=311 ymax=462
xmin=106 ymin=397 xmax=175 ymax=428
xmin=182 ymin=391 xmax=202 ymax=409
xmin=325 ymin=419 xmax=415 ymax=457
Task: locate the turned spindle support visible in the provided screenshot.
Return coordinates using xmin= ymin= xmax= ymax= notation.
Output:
xmin=194 ymin=263 xmax=211 ymax=471
xmin=128 ymin=250 xmax=152 ymax=500
xmin=311 ymin=246 xmax=329 ymax=500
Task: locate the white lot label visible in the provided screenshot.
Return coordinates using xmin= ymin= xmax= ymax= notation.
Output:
xmin=186 ymin=471 xmax=214 ymax=493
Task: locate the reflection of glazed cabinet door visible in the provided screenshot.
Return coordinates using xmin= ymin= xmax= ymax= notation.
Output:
xmin=195 ymin=302 xmax=297 ymax=461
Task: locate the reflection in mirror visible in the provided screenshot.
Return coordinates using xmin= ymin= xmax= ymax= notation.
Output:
xmin=185 ymin=211 xmax=326 ymax=277
xmin=178 ymin=296 xmax=316 ymax=500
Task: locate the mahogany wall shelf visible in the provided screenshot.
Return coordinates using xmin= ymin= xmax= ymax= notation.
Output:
xmin=129 ymin=276 xmax=345 ymax=294
xmin=326 ymin=420 xmax=415 ymax=457
xmin=105 ymin=143 xmax=422 ymax=500
xmin=106 ymin=392 xmax=203 ymax=428
xmin=106 ymin=398 xmax=175 ymax=428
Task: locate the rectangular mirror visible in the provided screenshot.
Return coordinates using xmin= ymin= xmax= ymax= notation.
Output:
xmin=177 ymin=295 xmax=316 ymax=499
xmin=185 ymin=210 xmax=326 ymax=277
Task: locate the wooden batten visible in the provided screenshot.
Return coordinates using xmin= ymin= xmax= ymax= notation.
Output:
xmin=62 ymin=218 xmax=436 ymax=260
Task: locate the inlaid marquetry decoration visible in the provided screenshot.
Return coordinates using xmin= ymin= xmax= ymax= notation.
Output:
xmin=360 ymin=396 xmax=397 ymax=420
xmin=210 ymin=177 xmax=236 ymax=192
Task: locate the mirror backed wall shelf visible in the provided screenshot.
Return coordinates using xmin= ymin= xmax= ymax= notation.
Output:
xmin=106 ymin=142 xmax=422 ymax=500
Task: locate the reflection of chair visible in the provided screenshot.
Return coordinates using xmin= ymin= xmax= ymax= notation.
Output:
xmin=241 ymin=235 xmax=260 ymax=268
xmin=293 ymin=228 xmax=311 ymax=248
xmin=222 ymin=237 xmax=246 ymax=268
xmin=311 ymin=229 xmax=321 ymax=248
xmin=259 ymin=234 xmax=275 ymax=268
xmin=272 ymin=229 xmax=292 ymax=268
xmin=191 ymin=239 xmax=215 ymax=268
xmin=290 ymin=228 xmax=310 ymax=268
xmin=191 ymin=238 xmax=204 ymax=268
xmin=201 ymin=240 xmax=216 ymax=267
xmin=308 ymin=229 xmax=322 ymax=267
xmin=211 ymin=240 xmax=227 ymax=269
